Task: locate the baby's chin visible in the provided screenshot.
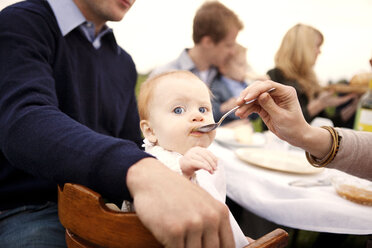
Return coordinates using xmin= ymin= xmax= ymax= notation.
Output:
xmin=163 ymin=139 xmax=213 ymax=155
xmin=183 ymin=143 xmax=212 ymax=155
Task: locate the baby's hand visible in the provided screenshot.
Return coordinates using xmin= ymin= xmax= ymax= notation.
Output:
xmin=179 ymin=146 xmax=218 ymax=179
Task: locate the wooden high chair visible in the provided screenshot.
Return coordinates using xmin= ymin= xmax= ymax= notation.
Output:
xmin=58 ymin=183 xmax=289 ymax=248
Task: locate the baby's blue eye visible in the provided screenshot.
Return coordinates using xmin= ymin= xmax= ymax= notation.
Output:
xmin=173 ymin=107 xmax=185 ymax=114
xmin=199 ymin=107 xmax=207 ymax=113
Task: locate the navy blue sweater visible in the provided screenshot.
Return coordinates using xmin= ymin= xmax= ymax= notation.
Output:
xmin=0 ymin=0 xmax=151 ymax=210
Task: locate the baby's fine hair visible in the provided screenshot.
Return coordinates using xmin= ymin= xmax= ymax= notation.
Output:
xmin=137 ymin=70 xmax=202 ymax=121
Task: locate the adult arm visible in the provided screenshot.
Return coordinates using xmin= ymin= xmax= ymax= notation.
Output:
xmin=127 ymin=158 xmax=235 ymax=248
xmin=330 ymin=128 xmax=372 ymax=181
xmin=0 ymin=4 xmax=149 ymax=200
xmin=307 ymin=91 xmax=356 ymax=119
xmin=235 ymin=80 xmax=372 ymax=181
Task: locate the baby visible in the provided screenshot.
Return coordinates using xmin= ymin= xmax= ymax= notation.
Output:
xmin=211 ymin=44 xmax=263 ymax=125
xmin=129 ymin=70 xmax=250 ymax=247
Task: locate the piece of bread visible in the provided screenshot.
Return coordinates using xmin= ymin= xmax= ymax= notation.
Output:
xmin=335 ymin=184 xmax=372 ymax=206
xmin=349 ymin=72 xmax=372 ymax=87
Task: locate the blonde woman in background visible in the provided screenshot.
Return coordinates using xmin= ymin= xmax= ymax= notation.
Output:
xmin=267 ymin=23 xmax=358 ymax=128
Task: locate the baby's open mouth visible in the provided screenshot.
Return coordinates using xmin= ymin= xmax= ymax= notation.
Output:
xmin=190 ymin=127 xmax=203 ymax=135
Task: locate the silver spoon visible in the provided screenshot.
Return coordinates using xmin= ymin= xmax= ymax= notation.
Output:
xmin=194 ymin=88 xmax=275 ymax=133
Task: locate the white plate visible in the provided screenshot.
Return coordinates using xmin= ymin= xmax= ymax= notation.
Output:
xmin=235 ymin=148 xmax=324 ymax=174
xmin=215 ymin=128 xmax=266 ymax=148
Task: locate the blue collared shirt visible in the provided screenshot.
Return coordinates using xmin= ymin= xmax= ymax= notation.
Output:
xmin=149 ymin=49 xmax=219 ymax=86
xmin=47 ymin=0 xmax=114 ymax=50
xmin=172 ymin=49 xmax=219 ymax=86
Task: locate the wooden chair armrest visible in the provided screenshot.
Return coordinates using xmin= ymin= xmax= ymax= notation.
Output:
xmin=246 ymin=228 xmax=289 ymax=248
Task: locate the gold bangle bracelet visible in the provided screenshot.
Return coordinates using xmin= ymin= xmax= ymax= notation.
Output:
xmin=305 ymin=126 xmax=340 ymax=168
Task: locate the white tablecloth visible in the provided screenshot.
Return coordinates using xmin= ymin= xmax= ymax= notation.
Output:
xmin=209 ymin=138 xmax=372 ymax=235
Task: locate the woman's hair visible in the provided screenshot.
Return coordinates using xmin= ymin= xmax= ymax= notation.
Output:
xmin=193 ymin=1 xmax=243 ymax=44
xmin=137 ymin=71 xmax=210 ymax=121
xmin=275 ymin=23 xmax=324 ymax=100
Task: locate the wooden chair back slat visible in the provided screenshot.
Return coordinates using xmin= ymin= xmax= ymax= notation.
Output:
xmin=58 ymin=183 xmax=162 ymax=248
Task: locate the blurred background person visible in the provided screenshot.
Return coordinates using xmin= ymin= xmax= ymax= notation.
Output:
xmin=149 ymin=1 xmax=243 ymax=86
xmin=210 ymin=43 xmax=263 ymax=125
xmin=267 ymin=23 xmax=359 ymax=128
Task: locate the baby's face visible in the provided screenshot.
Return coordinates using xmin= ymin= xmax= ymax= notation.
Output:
xmin=223 ymin=52 xmax=248 ymax=82
xmin=145 ymin=75 xmax=216 ymax=155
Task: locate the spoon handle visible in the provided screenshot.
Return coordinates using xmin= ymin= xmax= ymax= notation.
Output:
xmin=218 ymin=105 xmax=240 ymax=125
xmin=219 ymin=87 xmax=276 ymax=124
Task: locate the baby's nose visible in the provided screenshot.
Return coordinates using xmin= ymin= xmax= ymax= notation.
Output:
xmin=192 ymin=113 xmax=204 ymax=122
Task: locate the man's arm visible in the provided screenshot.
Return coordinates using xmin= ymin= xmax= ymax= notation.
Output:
xmin=127 ymin=158 xmax=235 ymax=248
xmin=0 ymin=4 xmax=150 ymax=201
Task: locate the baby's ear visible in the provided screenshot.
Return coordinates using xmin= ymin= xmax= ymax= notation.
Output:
xmin=140 ymin=120 xmax=157 ymax=143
